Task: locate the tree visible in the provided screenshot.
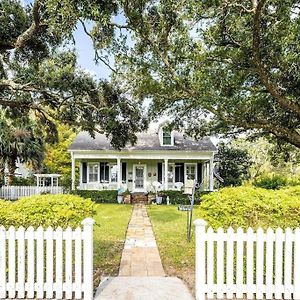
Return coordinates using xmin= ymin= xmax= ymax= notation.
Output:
xmin=0 ymin=113 xmax=44 ymax=185
xmin=215 ymin=142 xmax=252 ymax=187
xmin=93 ymin=0 xmax=300 ymax=148
xmin=0 ymin=0 xmax=147 ymax=149
xmin=43 ymin=124 xmax=77 ymax=187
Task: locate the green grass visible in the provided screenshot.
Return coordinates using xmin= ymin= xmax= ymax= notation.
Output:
xmin=147 ymin=205 xmax=197 ymax=293
xmin=93 ymin=204 xmax=132 ymax=284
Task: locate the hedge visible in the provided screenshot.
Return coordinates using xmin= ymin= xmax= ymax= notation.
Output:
xmin=159 ymin=190 xmax=210 ymax=204
xmin=0 ymin=194 xmax=94 ymax=228
xmin=74 ymin=190 xmax=118 ymax=203
xmin=197 ymin=185 xmax=300 ymax=230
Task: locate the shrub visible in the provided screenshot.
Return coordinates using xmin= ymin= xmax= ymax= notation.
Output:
xmin=160 ymin=190 xmax=190 ymax=204
xmin=196 ymin=186 xmax=300 ymax=230
xmin=158 ymin=190 xmax=211 ymax=205
xmin=74 ymin=190 xmax=118 ymax=203
xmin=253 ymin=174 xmax=287 ymax=189
xmin=0 ymin=194 xmax=94 ymax=228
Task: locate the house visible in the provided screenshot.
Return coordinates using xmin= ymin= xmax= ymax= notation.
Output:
xmin=68 ymin=124 xmax=217 ymax=193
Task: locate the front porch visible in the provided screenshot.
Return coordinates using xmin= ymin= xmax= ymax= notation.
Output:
xmin=71 ymin=154 xmax=214 ymax=193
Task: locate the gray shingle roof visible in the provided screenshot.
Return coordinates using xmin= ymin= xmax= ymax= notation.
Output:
xmin=69 ymin=129 xmax=217 ymax=152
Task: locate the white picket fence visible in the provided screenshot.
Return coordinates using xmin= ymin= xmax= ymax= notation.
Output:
xmin=0 ymin=218 xmax=94 ymax=300
xmin=0 ymin=186 xmax=64 ymax=200
xmin=194 ymin=219 xmax=300 ymax=300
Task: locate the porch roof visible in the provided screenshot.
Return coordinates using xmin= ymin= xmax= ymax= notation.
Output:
xmin=69 ymin=130 xmax=217 ymax=152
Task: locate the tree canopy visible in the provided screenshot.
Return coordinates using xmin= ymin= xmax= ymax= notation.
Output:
xmin=103 ymin=0 xmax=300 ymax=148
xmin=0 ymin=0 xmax=147 ymax=149
xmin=1 ymin=0 xmax=299 ymax=150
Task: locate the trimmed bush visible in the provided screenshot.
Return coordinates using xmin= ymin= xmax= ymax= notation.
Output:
xmin=253 ymin=174 xmax=287 ymax=189
xmin=160 ymin=190 xmax=190 ymax=204
xmin=197 ymin=186 xmax=300 ymax=230
xmin=0 ymin=194 xmax=94 ymax=228
xmin=159 ymin=190 xmax=211 ymax=204
xmin=74 ymin=190 xmax=118 ymax=203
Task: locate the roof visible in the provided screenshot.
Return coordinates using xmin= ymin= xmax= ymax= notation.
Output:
xmin=69 ymin=128 xmax=217 ymax=152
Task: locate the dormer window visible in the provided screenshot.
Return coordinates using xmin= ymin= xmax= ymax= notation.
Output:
xmin=159 ymin=126 xmax=174 ymax=146
xmin=162 ymin=130 xmax=172 ymax=145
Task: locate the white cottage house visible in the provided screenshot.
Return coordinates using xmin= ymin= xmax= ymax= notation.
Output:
xmin=68 ymin=124 xmax=217 ymax=193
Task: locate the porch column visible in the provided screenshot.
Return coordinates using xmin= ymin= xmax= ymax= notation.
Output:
xmin=71 ymin=153 xmax=75 ymax=191
xmin=209 ymin=156 xmax=214 ymax=191
xmin=164 ymin=158 xmax=168 ymax=190
xmin=117 ymin=158 xmax=121 ymax=189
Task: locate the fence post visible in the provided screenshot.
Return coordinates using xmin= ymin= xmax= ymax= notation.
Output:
xmin=82 ymin=218 xmax=95 ymax=300
xmin=194 ymin=219 xmax=207 ymax=300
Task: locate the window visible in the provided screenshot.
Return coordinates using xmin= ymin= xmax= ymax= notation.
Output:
xmin=88 ymin=163 xmax=99 ymax=182
xmin=168 ymin=165 xmax=174 ymax=183
xmin=162 ymin=130 xmax=172 ymax=145
xmin=100 ymin=162 xmax=109 ymax=183
xmin=186 ymin=164 xmax=196 ymax=180
xmin=110 ymin=164 xmax=118 ymax=183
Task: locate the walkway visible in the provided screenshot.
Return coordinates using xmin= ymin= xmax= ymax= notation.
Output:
xmin=118 ymin=204 xmax=165 ymax=276
xmin=95 ymin=204 xmax=193 ymax=300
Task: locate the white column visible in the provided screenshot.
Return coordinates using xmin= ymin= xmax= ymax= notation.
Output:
xmin=71 ymin=153 xmax=75 ymax=191
xmin=209 ymin=156 xmax=214 ymax=191
xmin=117 ymin=158 xmax=121 ymax=189
xmin=164 ymin=159 xmax=168 ymax=190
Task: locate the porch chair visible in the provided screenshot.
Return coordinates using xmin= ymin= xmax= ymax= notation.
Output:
xmin=174 ymin=182 xmax=184 ymax=191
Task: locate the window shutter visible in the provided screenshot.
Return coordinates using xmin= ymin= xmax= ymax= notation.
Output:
xmin=82 ymin=162 xmax=87 ymax=183
xmin=197 ymin=163 xmax=203 ymax=184
xmin=100 ymin=162 xmax=104 ymax=182
xmin=122 ymin=162 xmax=127 ymax=182
xmin=157 ymin=163 xmax=162 ymax=183
xmin=105 ymin=163 xmax=109 ymax=182
xmin=175 ymin=163 xmax=184 ymax=183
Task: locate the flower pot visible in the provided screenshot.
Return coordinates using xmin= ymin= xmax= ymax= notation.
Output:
xmin=156 ymin=196 xmax=163 ymax=204
xmin=124 ymin=194 xmax=131 ymax=204
xmin=117 ymin=195 xmax=123 ymax=204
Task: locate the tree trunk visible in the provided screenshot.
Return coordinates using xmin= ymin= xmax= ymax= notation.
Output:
xmin=7 ymin=158 xmax=17 ymax=186
xmin=0 ymin=157 xmax=5 ymax=186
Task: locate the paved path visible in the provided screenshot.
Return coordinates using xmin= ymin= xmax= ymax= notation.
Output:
xmin=95 ymin=204 xmax=194 ymax=300
xmin=118 ymin=204 xmax=165 ymax=277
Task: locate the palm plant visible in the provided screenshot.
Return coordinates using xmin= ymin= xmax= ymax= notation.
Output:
xmin=0 ymin=113 xmax=44 ymax=185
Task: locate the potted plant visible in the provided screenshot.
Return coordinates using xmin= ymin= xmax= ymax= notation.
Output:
xmin=123 ymin=189 xmax=131 ymax=204
xmin=156 ymin=192 xmax=163 ymax=204
xmin=117 ymin=188 xmax=124 ymax=204
xmin=148 ymin=192 xmax=156 ymax=204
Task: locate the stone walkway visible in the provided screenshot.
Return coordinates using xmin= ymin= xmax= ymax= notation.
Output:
xmin=118 ymin=204 xmax=165 ymax=277
xmin=95 ymin=204 xmax=194 ymax=300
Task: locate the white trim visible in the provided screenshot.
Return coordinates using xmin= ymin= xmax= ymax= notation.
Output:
xmin=185 ymin=163 xmax=197 ymax=181
xmin=87 ymin=162 xmax=99 ymax=183
xmin=132 ymin=164 xmax=147 ymax=192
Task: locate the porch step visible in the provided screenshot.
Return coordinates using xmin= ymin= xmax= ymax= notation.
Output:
xmin=131 ymin=193 xmax=148 ymax=204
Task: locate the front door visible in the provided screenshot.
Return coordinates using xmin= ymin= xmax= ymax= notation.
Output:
xmin=134 ymin=165 xmax=145 ymax=191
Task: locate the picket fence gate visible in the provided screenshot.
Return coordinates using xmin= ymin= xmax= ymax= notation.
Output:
xmin=0 ymin=218 xmax=94 ymax=300
xmin=194 ymin=219 xmax=300 ymax=300
xmin=0 ymin=186 xmax=64 ymax=200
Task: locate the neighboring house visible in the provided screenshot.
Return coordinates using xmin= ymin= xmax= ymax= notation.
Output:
xmin=68 ymin=124 xmax=217 ymax=193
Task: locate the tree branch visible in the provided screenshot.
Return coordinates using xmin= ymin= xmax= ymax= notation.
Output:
xmin=252 ymin=0 xmax=300 ymax=117
xmin=15 ymin=0 xmax=41 ymax=49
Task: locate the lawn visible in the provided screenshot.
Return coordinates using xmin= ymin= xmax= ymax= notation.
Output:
xmin=93 ymin=204 xmax=132 ymax=285
xmin=147 ymin=205 xmax=198 ymax=294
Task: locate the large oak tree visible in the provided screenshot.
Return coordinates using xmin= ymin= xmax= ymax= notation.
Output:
xmin=104 ymin=0 xmax=300 ymax=148
xmin=0 ymin=0 xmax=147 ymax=149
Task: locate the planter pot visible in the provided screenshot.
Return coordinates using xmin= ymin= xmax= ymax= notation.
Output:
xmin=124 ymin=195 xmax=131 ymax=204
xmin=117 ymin=195 xmax=124 ymax=204
xmin=156 ymin=196 xmax=163 ymax=205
